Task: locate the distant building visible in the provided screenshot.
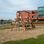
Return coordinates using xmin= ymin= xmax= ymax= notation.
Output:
xmin=38 ymin=6 xmax=44 ymax=18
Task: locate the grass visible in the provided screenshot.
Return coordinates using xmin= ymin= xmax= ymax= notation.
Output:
xmin=0 ymin=24 xmax=12 ymax=30
xmin=2 ymin=34 xmax=44 ymax=44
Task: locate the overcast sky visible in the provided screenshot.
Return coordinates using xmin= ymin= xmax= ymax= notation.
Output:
xmin=0 ymin=0 xmax=44 ymax=20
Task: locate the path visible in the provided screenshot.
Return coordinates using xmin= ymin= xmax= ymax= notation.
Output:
xmin=0 ymin=27 xmax=44 ymax=43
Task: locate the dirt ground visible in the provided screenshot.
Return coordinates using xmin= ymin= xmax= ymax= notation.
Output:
xmin=0 ymin=27 xmax=44 ymax=43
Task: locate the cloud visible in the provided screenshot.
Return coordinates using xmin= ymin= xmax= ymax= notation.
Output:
xmin=0 ymin=0 xmax=44 ymax=19
xmin=0 ymin=0 xmax=37 ymax=10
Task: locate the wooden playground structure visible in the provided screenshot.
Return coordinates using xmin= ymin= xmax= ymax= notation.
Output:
xmin=11 ymin=10 xmax=44 ymax=31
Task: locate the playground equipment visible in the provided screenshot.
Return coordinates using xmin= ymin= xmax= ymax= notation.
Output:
xmin=11 ymin=10 xmax=44 ymax=31
xmin=15 ymin=10 xmax=38 ymax=31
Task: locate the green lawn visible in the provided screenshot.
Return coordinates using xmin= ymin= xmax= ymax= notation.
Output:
xmin=2 ymin=34 xmax=44 ymax=44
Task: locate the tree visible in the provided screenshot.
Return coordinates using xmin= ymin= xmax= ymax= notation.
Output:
xmin=0 ymin=19 xmax=4 ymax=24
